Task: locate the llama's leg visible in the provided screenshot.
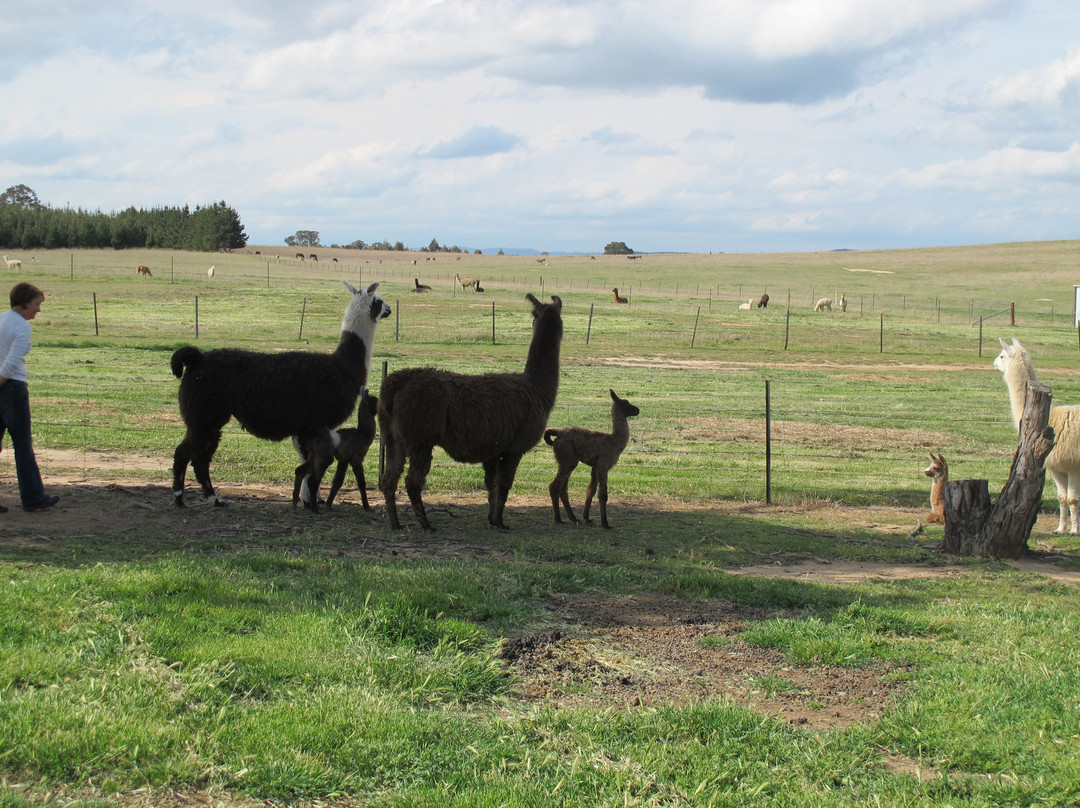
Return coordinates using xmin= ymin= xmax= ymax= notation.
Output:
xmin=1068 ymin=473 xmax=1080 ymax=535
xmin=298 ymin=430 xmax=335 ymax=512
xmin=379 ymin=433 xmax=407 ymax=529
xmin=489 ymin=454 xmax=523 ymax=530
xmin=172 ymin=435 xmax=193 ymax=507
xmin=1050 ymin=469 xmax=1070 ymax=534
xmin=189 ymin=430 xmax=224 ymax=506
xmin=549 ymin=460 xmax=579 ymax=523
xmin=292 ymin=460 xmax=312 ymax=508
xmin=353 ymin=459 xmax=370 ymax=510
xmin=582 ymin=466 xmax=599 ymax=523
xmin=325 ymin=458 xmax=349 ymax=509
xmin=404 ymin=447 xmax=434 ymax=530
xmin=595 ymin=468 xmax=612 ymax=529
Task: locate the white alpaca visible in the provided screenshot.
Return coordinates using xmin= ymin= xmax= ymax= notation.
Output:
xmin=814 ymin=297 xmax=832 ymax=312
xmin=994 ymin=337 xmax=1080 ymax=534
xmin=839 ymin=293 xmax=847 ymax=312
xmin=207 ymin=265 xmax=215 ymax=277
xmin=738 ymin=298 xmax=753 ymax=310
xmin=4 ymin=255 xmax=21 ymax=270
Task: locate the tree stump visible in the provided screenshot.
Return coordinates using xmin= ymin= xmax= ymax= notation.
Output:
xmin=941 ymin=381 xmax=1055 ymax=558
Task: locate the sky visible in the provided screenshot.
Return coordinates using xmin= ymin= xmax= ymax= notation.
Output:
xmin=2 ymin=0 xmax=1079 ymax=254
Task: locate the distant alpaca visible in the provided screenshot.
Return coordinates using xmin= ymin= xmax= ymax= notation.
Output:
xmin=378 ymin=294 xmax=564 ymax=530
xmin=738 ymin=298 xmax=753 ymax=310
xmin=839 ymin=293 xmax=847 ymax=312
xmin=170 ymin=281 xmax=391 ymax=509
xmin=412 ymin=278 xmax=431 ymax=293
xmin=612 ymin=288 xmax=628 ymax=304
xmin=924 ymin=453 xmax=948 ymax=524
xmin=757 ymin=293 xmax=769 ymax=308
xmin=136 ymin=264 xmax=152 ymax=276
xmin=293 ymin=389 xmax=378 ymax=510
xmin=4 ymin=256 xmax=21 ymax=270
xmin=545 ymin=389 xmax=640 ymax=528
xmin=207 ymin=265 xmax=215 ymax=277
xmin=814 ymin=297 xmax=832 ymax=311
xmin=474 ymin=279 xmax=484 ymax=292
xmin=995 ymin=337 xmax=1080 ymax=534
xmin=454 ymin=273 xmax=477 ymax=291
xmin=296 ymin=253 xmax=305 ymax=261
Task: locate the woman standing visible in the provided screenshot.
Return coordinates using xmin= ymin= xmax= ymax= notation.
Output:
xmin=0 ymin=282 xmax=60 ymax=512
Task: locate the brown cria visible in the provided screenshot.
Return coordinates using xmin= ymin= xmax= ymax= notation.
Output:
xmin=412 ymin=278 xmax=431 ymax=293
xmin=170 ymin=281 xmax=390 ymax=511
xmin=293 ymin=389 xmax=379 ymax=510
xmin=378 ymin=294 xmax=563 ymax=530
xmin=612 ymin=287 xmax=628 ymax=304
xmin=924 ymin=452 xmax=947 ymax=524
xmin=136 ymin=264 xmax=152 ymax=276
xmin=757 ymin=293 xmax=769 ymax=308
xmin=545 ymin=389 xmax=640 ymax=529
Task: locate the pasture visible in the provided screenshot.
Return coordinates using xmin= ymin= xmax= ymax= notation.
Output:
xmin=1 ymin=242 xmax=1079 ymax=807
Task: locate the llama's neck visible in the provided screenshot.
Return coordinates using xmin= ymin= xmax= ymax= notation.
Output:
xmin=1004 ymin=356 xmax=1036 ymax=430
xmin=335 ymin=330 xmax=374 ymax=387
xmin=610 ymin=412 xmax=632 ymax=451
xmin=523 ymin=312 xmax=563 ymax=410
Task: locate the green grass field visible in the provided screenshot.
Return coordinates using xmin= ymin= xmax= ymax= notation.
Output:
xmin=2 ymin=242 xmax=1080 ymax=807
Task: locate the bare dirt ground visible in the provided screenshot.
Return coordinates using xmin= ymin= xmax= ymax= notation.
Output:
xmin=4 ymin=449 xmax=1079 ymax=736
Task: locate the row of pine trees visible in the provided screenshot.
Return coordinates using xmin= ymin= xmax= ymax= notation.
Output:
xmin=0 ymin=186 xmax=248 ymax=252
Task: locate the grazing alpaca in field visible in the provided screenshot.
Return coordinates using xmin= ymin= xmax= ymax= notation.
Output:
xmin=612 ymin=288 xmax=628 ymax=304
xmin=758 ymin=293 xmax=769 ymax=308
xmin=293 ymin=389 xmax=379 ymax=510
xmin=995 ymin=337 xmax=1080 ymax=534
xmin=309 ymin=254 xmax=318 ymax=262
xmin=170 ymin=281 xmax=391 ymax=509
xmin=814 ymin=297 xmax=832 ymax=312
xmin=296 ymin=253 xmax=305 ymax=261
xmin=4 ymin=256 xmax=21 ymax=270
xmin=136 ymin=264 xmax=152 ymax=276
xmin=924 ymin=453 xmax=948 ymax=524
xmin=454 ymin=272 xmax=477 ymax=291
xmin=738 ymin=298 xmax=754 ymax=310
xmin=412 ymin=278 xmax=431 ymax=293
xmin=378 ymin=293 xmax=564 ymax=530
xmin=545 ymin=389 xmax=639 ymax=529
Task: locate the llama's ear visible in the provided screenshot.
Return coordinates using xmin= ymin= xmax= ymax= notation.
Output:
xmin=999 ymin=337 xmax=1012 ymax=355
xmin=365 ymin=281 xmax=380 ymax=295
xmin=343 ymin=280 xmax=359 ymax=295
xmin=610 ymin=389 xmax=618 ymax=401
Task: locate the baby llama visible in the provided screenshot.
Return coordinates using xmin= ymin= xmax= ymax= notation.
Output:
xmin=171 ymin=281 xmax=390 ymax=510
xmin=924 ymin=453 xmax=948 ymax=524
xmin=378 ymin=294 xmax=563 ymax=530
xmin=612 ymin=288 xmax=628 ymax=304
xmin=4 ymin=255 xmax=21 ymax=270
xmin=738 ymin=298 xmax=754 ymax=310
xmin=545 ymin=389 xmax=640 ymax=528
xmin=293 ymin=388 xmax=379 ymax=510
xmin=136 ymin=264 xmax=152 ymax=276
xmin=757 ymin=293 xmax=770 ymax=308
xmin=814 ymin=297 xmax=832 ymax=312
xmin=994 ymin=337 xmax=1080 ymax=534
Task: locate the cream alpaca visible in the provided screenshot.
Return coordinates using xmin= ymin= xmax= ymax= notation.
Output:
xmin=924 ymin=453 xmax=947 ymax=524
xmin=994 ymin=337 xmax=1080 ymax=534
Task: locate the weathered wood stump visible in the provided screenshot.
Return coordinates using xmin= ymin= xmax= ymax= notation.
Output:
xmin=941 ymin=381 xmax=1055 ymax=558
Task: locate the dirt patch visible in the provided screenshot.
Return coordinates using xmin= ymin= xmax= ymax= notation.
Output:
xmin=500 ymin=593 xmax=907 ymax=729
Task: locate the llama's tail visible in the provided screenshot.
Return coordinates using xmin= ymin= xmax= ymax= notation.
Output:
xmin=544 ymin=429 xmax=560 ymax=446
xmin=170 ymin=346 xmax=204 ymax=379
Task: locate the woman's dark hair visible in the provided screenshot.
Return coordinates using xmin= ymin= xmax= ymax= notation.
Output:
xmin=10 ymin=283 xmax=44 ymax=309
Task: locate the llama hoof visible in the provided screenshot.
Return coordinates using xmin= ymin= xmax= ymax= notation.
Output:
xmin=213 ymin=499 xmax=227 ymax=508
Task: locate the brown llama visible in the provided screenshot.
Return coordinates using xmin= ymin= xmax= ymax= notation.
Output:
xmin=136 ymin=264 xmax=152 ymax=276
xmin=545 ymin=389 xmax=639 ymax=528
xmin=378 ymin=294 xmax=563 ymax=530
xmin=757 ymin=293 xmax=769 ymax=308
xmin=924 ymin=452 xmax=947 ymax=524
xmin=454 ymin=272 xmax=477 ymax=291
xmin=293 ymin=389 xmax=378 ymax=510
xmin=412 ymin=278 xmax=431 ymax=293
xmin=612 ymin=287 xmax=628 ymax=304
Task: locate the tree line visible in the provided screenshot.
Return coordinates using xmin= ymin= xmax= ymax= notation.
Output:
xmin=0 ymin=184 xmax=248 ymax=252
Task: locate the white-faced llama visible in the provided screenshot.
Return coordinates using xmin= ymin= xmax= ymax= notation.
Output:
xmin=545 ymin=389 xmax=640 ymax=529
xmin=378 ymin=293 xmax=564 ymax=530
xmin=170 ymin=281 xmax=390 ymax=509
xmin=994 ymin=337 xmax=1080 ymax=534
